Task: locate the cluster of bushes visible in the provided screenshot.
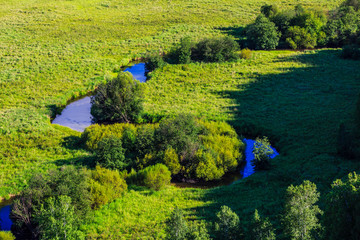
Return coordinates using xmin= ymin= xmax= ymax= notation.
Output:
xmin=165 ymin=173 xmax=360 ymax=240
xmin=82 ymin=114 xmax=244 ymax=184
xmin=244 ymin=0 xmax=360 ymax=53
xmin=11 ymin=166 xmax=127 ymax=239
xmin=145 ymin=36 xmax=250 ymax=72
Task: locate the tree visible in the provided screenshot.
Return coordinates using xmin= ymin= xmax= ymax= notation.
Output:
xmin=248 ymin=210 xmax=276 ymax=240
xmin=89 ymin=166 xmax=127 ymax=209
xmin=323 ymin=172 xmax=360 ymax=240
xmin=35 ymin=196 xmax=84 ymax=240
xmin=91 ymin=72 xmax=144 ymax=123
xmin=215 ymin=205 xmax=240 ymax=240
xmin=166 ymin=207 xmax=188 ymax=240
xmin=246 ymin=14 xmax=280 ymax=50
xmin=163 ymin=147 xmax=181 ymax=175
xmin=252 ymin=137 xmax=274 ymax=170
xmin=261 ymin=4 xmax=278 ymax=18
xmin=95 ymin=135 xmax=129 ymax=171
xmin=145 ymin=53 xmax=166 ymax=72
xmin=187 ymin=221 xmax=210 ymax=240
xmin=285 ymin=26 xmax=317 ymax=49
xmin=139 ymin=164 xmax=171 ymax=191
xmin=283 ymin=180 xmax=322 ymax=240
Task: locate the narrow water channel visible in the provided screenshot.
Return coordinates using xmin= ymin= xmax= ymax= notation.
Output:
xmin=52 ymin=62 xmax=147 ymax=132
xmin=0 ymin=201 xmax=13 ymax=231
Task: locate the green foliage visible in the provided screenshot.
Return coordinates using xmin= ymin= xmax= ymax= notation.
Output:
xmin=324 ymin=172 xmax=360 ymax=240
xmin=240 ymin=48 xmax=252 ymax=59
xmin=283 ymin=180 xmax=322 ymax=240
xmin=325 ymin=6 xmax=360 ymax=47
xmin=342 ymin=0 xmax=360 ymax=11
xmin=248 ymin=210 xmax=276 ymax=240
xmin=95 ymin=135 xmax=128 ymax=171
xmin=91 ymin=72 xmax=144 ymax=123
xmin=145 ymin=53 xmax=166 ymax=72
xmin=191 ymin=37 xmax=239 ymax=63
xmin=246 ymin=14 xmax=280 ymax=50
xmin=35 ymin=195 xmax=85 ymax=240
xmin=187 ymin=221 xmax=210 ymax=240
xmin=341 ymin=44 xmax=360 ymax=59
xmin=286 ymin=26 xmax=317 ymax=49
xmin=165 ymin=207 xmax=188 ymax=240
xmin=138 ymin=164 xmax=171 ymax=191
xmin=163 ymin=147 xmax=181 ymax=175
xmin=252 ymin=137 xmax=274 ymax=170
xmin=0 ymin=232 xmax=15 ymax=240
xmin=176 ymin=37 xmax=193 ymax=64
xmin=261 ymin=5 xmax=278 ymax=18
xmin=89 ymin=166 xmax=127 ymax=209
xmin=215 ymin=205 xmax=240 ymax=240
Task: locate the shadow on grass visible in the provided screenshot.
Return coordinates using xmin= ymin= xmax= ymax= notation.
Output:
xmin=190 ymin=49 xmax=360 ymax=229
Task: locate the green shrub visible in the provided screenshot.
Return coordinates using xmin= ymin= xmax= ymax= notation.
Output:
xmin=248 ymin=210 xmax=276 ymax=240
xmin=12 ymin=166 xmax=91 ymax=239
xmin=240 ymin=48 xmax=252 ymax=59
xmin=187 ymin=221 xmax=210 ymax=240
xmin=324 ymin=172 xmax=360 ymax=240
xmin=34 ymin=195 xmax=85 ymax=240
xmin=252 ymin=137 xmax=274 ymax=170
xmin=260 ymin=4 xmax=278 ymax=18
xmin=191 ymin=37 xmax=239 ymax=62
xmin=215 ymin=205 xmax=241 ymax=240
xmin=285 ymin=26 xmax=317 ymax=49
xmin=0 ymin=232 xmax=15 ymax=240
xmin=246 ymin=14 xmax=280 ymax=50
xmin=138 ymin=164 xmax=171 ymax=190
xmin=165 ymin=207 xmax=188 ymax=240
xmin=341 ymin=44 xmax=360 ymax=60
xmin=95 ymin=135 xmax=129 ymax=171
xmin=168 ymin=37 xmax=193 ymax=64
xmin=91 ymin=72 xmax=144 ymax=123
xmin=89 ymin=166 xmax=127 ymax=209
xmin=145 ymin=53 xmax=166 ymax=72
xmin=163 ymin=147 xmax=181 ymax=175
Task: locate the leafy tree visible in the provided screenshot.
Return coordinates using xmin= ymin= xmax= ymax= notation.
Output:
xmin=215 ymin=205 xmax=240 ymax=240
xmin=169 ymin=37 xmax=193 ymax=64
xmin=138 ymin=164 xmax=171 ymax=190
xmin=166 ymin=207 xmax=188 ymax=240
xmin=12 ymin=166 xmax=91 ymax=239
xmin=91 ymin=72 xmax=144 ymax=123
xmin=145 ymin=53 xmax=166 ymax=72
xmin=252 ymin=137 xmax=274 ymax=170
xmin=325 ymin=6 xmax=360 ymax=47
xmin=246 ymin=14 xmax=280 ymax=50
xmin=285 ymin=26 xmax=317 ymax=49
xmin=35 ymin=196 xmax=84 ymax=240
xmin=187 ymin=221 xmax=210 ymax=240
xmin=283 ymin=180 xmax=322 ymax=240
xmin=95 ymin=135 xmax=129 ymax=171
xmin=163 ymin=147 xmax=181 ymax=175
xmin=323 ymin=172 xmax=360 ymax=240
xmin=191 ymin=37 xmax=239 ymax=62
xmin=89 ymin=166 xmax=127 ymax=209
xmin=248 ymin=209 xmax=276 ymax=240
xmin=261 ymin=4 xmax=278 ymax=18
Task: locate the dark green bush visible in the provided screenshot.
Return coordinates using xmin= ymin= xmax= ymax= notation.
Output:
xmin=145 ymin=53 xmax=166 ymax=72
xmin=191 ymin=37 xmax=239 ymax=62
xmin=341 ymin=44 xmax=360 ymax=60
xmin=91 ymin=72 xmax=144 ymax=123
xmin=89 ymin=166 xmax=127 ymax=209
xmin=215 ymin=205 xmax=241 ymax=240
xmin=167 ymin=37 xmax=193 ymax=64
xmin=245 ymin=14 xmax=280 ymax=50
xmin=138 ymin=164 xmax=171 ymax=190
xmin=11 ymin=166 xmax=91 ymax=239
xmin=95 ymin=135 xmax=129 ymax=171
xmin=165 ymin=207 xmax=188 ymax=240
xmin=261 ymin=4 xmax=278 ymax=18
xmin=251 ymin=137 xmax=274 ymax=170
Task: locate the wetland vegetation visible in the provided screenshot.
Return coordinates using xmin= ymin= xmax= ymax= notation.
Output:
xmin=1 ymin=0 xmax=360 ymax=239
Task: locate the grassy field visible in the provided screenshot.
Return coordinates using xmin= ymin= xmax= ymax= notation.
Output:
xmin=2 ymin=0 xmax=360 ymax=238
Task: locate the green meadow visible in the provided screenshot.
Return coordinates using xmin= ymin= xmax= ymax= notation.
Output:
xmin=2 ymin=0 xmax=360 ymax=238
